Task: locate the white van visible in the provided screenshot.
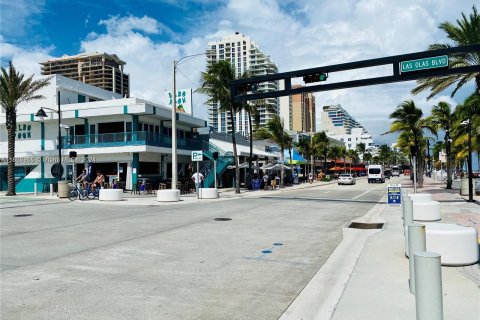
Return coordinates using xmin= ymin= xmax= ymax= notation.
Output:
xmin=368 ymin=164 xmax=385 ymax=183
xmin=392 ymin=166 xmax=400 ymax=177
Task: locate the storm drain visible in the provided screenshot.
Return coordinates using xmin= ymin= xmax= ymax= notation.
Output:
xmin=13 ymin=214 xmax=33 ymax=217
xmin=214 ymin=218 xmax=232 ymax=221
xmin=348 ymin=222 xmax=384 ymax=229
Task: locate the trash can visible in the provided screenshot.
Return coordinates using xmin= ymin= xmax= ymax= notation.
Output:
xmin=57 ymin=180 xmax=69 ymax=198
xmin=460 ymin=178 xmax=470 ymax=196
xmin=253 ymin=179 xmax=261 ymax=190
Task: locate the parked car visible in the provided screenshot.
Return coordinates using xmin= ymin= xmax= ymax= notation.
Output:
xmin=384 ymin=169 xmax=392 ymax=179
xmin=338 ymin=173 xmax=356 ymax=185
xmin=392 ymin=166 xmax=401 ymax=177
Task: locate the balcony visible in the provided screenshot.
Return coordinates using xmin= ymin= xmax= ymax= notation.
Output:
xmin=62 ymin=131 xmax=202 ymax=150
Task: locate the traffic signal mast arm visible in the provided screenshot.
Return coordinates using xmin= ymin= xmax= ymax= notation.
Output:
xmin=230 ymin=44 xmax=480 ymax=102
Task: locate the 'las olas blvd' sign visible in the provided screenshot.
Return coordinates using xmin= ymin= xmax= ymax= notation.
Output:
xmin=400 ymin=55 xmax=449 ymax=73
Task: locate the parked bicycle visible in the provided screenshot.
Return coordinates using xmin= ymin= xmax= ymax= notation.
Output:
xmin=68 ymin=183 xmax=86 ymax=201
xmin=81 ymin=182 xmax=100 ymax=200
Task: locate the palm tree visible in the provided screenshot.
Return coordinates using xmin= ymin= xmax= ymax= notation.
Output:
xmin=426 ymin=101 xmax=457 ymax=188
xmin=328 ymin=145 xmax=342 ymax=168
xmin=412 ymin=5 xmax=480 ymax=98
xmin=339 ymin=146 xmax=347 ymax=173
xmin=199 ymin=61 xmax=242 ymax=193
xmin=0 ymin=62 xmax=50 ymax=196
xmin=347 ymin=149 xmax=359 ymax=173
xmin=312 ymin=131 xmax=330 ymax=173
xmin=385 ymin=100 xmax=436 ymax=188
xmin=356 ymin=142 xmax=366 ymax=162
xmin=296 ymin=136 xmax=313 ymax=179
xmin=363 ymin=152 xmax=373 ymax=165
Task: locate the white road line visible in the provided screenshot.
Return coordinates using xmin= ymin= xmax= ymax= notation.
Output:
xmin=352 ymin=188 xmax=376 ymax=199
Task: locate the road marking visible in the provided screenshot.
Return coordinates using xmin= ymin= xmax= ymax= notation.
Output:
xmin=352 ymin=188 xmax=376 ymax=200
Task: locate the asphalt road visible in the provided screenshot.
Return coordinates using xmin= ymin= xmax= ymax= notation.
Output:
xmin=1 ymin=177 xmax=398 ymax=320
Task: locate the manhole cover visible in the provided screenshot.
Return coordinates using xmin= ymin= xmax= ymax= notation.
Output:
xmin=214 ymin=218 xmax=232 ymax=221
xmin=13 ymin=214 xmax=33 ymax=217
xmin=348 ymin=222 xmax=384 ymax=229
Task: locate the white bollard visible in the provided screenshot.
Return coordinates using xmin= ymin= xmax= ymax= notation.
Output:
xmin=50 ymin=183 xmax=53 ymax=196
xmin=414 ymin=251 xmax=443 ymax=320
xmin=408 ymin=223 xmax=426 ymax=295
xmin=34 ymin=182 xmax=38 ymax=196
xmin=404 ymin=196 xmax=413 ymax=227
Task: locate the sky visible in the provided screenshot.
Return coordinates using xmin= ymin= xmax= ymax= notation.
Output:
xmin=0 ymin=0 xmax=477 ymax=146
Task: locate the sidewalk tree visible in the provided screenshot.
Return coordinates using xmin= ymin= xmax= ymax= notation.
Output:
xmin=296 ymin=136 xmax=313 ymax=178
xmin=328 ymin=145 xmax=341 ymax=169
xmin=200 ymin=60 xmax=242 ymax=193
xmin=426 ymin=101 xmax=457 ymax=188
xmin=339 ymin=146 xmax=347 ymax=172
xmin=347 ymin=149 xmax=359 ymax=173
xmin=356 ymin=142 xmax=366 ymax=162
xmin=385 ymin=100 xmax=436 ymax=188
xmin=363 ymin=152 xmax=372 ymax=165
xmin=412 ymin=5 xmax=480 ymax=98
xmin=0 ymin=62 xmax=50 ymax=196
xmin=312 ymin=131 xmax=330 ymax=173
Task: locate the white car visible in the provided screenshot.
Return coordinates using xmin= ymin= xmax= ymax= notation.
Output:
xmin=338 ymin=174 xmax=356 ymax=185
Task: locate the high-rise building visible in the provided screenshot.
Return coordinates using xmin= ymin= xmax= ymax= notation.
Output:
xmin=321 ymin=104 xmax=374 ymax=151
xmin=206 ymin=33 xmax=278 ymax=135
xmin=291 ymin=85 xmax=316 ymax=133
xmin=40 ymin=52 xmax=129 ymax=97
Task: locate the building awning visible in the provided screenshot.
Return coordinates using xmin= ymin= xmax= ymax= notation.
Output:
xmin=283 ymin=148 xmax=307 ymax=164
xmin=209 ymin=139 xmax=276 ymax=159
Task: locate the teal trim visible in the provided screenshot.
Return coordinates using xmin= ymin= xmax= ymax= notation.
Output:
xmin=132 ymin=115 xmax=138 ymax=130
xmin=40 ymin=122 xmax=45 ymax=150
xmin=159 ymin=121 xmax=164 ymax=144
xmin=75 ymin=110 xmax=79 ymax=118
xmin=124 ymin=105 xmax=128 ymax=114
xmin=132 ymin=153 xmax=139 ymax=185
xmin=30 ymin=114 xmax=34 ymax=121
xmin=15 ymin=178 xmax=36 ymax=193
xmin=84 ymin=119 xmax=89 ymax=135
xmin=41 ymin=157 xmax=44 ymax=179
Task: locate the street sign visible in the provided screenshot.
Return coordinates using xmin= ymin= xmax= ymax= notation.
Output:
xmin=387 ymin=184 xmax=402 ymax=206
xmin=191 ymin=150 xmax=203 ymax=162
xmin=400 ymin=55 xmax=448 ymax=74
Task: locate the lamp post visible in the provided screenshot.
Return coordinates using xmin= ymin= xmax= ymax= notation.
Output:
xmin=460 ymin=115 xmax=474 ymax=202
xmin=35 ymin=91 xmax=62 ymax=179
xmin=171 ymin=53 xmax=205 ymax=190
xmin=445 ymin=130 xmax=452 ymax=189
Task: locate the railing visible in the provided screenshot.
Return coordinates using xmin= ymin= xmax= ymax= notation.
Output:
xmin=62 ymin=131 xmax=202 ymax=150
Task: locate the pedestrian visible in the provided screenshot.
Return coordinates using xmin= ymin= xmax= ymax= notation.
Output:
xmin=270 ymin=173 xmax=277 ymax=190
xmin=263 ymin=172 xmax=269 ymax=190
xmin=191 ymin=170 xmax=204 ymax=190
xmin=308 ymin=172 xmax=313 ymax=184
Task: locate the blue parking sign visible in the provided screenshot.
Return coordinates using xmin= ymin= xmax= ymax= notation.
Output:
xmin=387 ymin=184 xmax=402 ymax=206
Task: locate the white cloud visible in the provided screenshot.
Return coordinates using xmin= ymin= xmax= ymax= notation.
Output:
xmin=98 ymin=15 xmax=171 ymax=36
xmin=0 ymin=0 xmax=46 ymax=37
xmin=0 ymin=37 xmax=53 ymax=76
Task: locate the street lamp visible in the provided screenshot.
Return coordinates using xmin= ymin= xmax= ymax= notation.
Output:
xmin=460 ymin=116 xmax=474 ymax=202
xmin=35 ymin=91 xmax=62 ymax=179
xmin=171 ymin=52 xmax=205 ymax=190
xmin=444 ymin=130 xmax=452 ymax=189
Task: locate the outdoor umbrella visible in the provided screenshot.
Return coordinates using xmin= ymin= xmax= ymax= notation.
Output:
xmin=228 ymin=162 xmax=260 ymax=170
xmin=328 ymin=166 xmax=344 ymax=171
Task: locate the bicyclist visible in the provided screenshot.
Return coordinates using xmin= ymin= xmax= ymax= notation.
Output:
xmin=75 ymin=169 xmax=89 ymax=189
xmin=91 ymin=170 xmax=105 ymax=192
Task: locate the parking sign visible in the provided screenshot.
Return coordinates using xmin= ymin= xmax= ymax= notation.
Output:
xmin=191 ymin=151 xmax=203 ymax=162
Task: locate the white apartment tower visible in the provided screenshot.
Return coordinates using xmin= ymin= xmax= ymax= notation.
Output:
xmin=206 ymin=33 xmax=279 ymax=135
xmin=321 ymin=104 xmax=374 ymax=151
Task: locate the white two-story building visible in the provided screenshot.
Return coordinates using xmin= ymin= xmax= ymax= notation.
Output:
xmin=0 ymin=75 xmax=206 ymax=192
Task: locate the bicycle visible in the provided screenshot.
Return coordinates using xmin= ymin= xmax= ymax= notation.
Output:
xmin=81 ymin=182 xmax=100 ymax=200
xmin=68 ymin=183 xmax=86 ymax=201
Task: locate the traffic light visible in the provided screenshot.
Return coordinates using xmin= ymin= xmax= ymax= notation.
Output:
xmin=303 ymin=73 xmax=328 ymax=83
xmin=237 ymin=83 xmax=258 ymax=94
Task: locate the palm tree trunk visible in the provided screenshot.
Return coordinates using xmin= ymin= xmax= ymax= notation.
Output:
xmin=248 ymin=109 xmax=253 ymax=182
xmin=6 ymin=110 xmax=16 ymax=196
xmin=229 ymin=108 xmax=240 ymax=193
xmin=280 ymin=148 xmax=284 ymax=187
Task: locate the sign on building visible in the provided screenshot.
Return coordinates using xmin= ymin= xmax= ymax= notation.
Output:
xmin=387 ymin=184 xmax=402 ymax=206
xmin=191 ymin=150 xmax=203 ymax=162
xmin=165 ymin=89 xmax=193 ymax=115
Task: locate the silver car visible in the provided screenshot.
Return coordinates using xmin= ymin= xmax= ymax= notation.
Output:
xmin=338 ymin=173 xmax=356 ymax=185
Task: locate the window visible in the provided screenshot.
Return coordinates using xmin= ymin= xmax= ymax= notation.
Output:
xmin=219 ymin=44 xmax=224 ymax=48
xmin=126 ymin=122 xmax=132 ymax=132
xmin=348 ymin=138 xmax=351 ymax=141
xmin=211 ymin=45 xmax=216 ymax=49
xmin=155 ymin=126 xmax=159 ymax=133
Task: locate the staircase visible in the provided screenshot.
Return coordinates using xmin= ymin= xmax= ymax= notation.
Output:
xmin=201 ymin=141 xmax=234 ymax=188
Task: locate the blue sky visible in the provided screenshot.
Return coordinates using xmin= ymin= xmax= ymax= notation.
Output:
xmin=1 ymin=0 xmax=477 ymax=147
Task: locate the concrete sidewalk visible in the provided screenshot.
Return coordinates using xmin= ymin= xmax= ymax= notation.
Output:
xmin=1 ymin=179 xmax=338 ymax=206
xmin=281 ymin=176 xmax=480 ymax=320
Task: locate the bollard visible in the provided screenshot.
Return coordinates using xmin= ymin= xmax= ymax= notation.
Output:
xmin=34 ymin=182 xmax=38 ymax=196
xmin=408 ymin=223 xmax=426 ymax=295
xmin=50 ymin=183 xmax=53 ymax=196
xmin=414 ymin=251 xmax=443 ymax=320
xmin=404 ymin=196 xmax=413 ymax=227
